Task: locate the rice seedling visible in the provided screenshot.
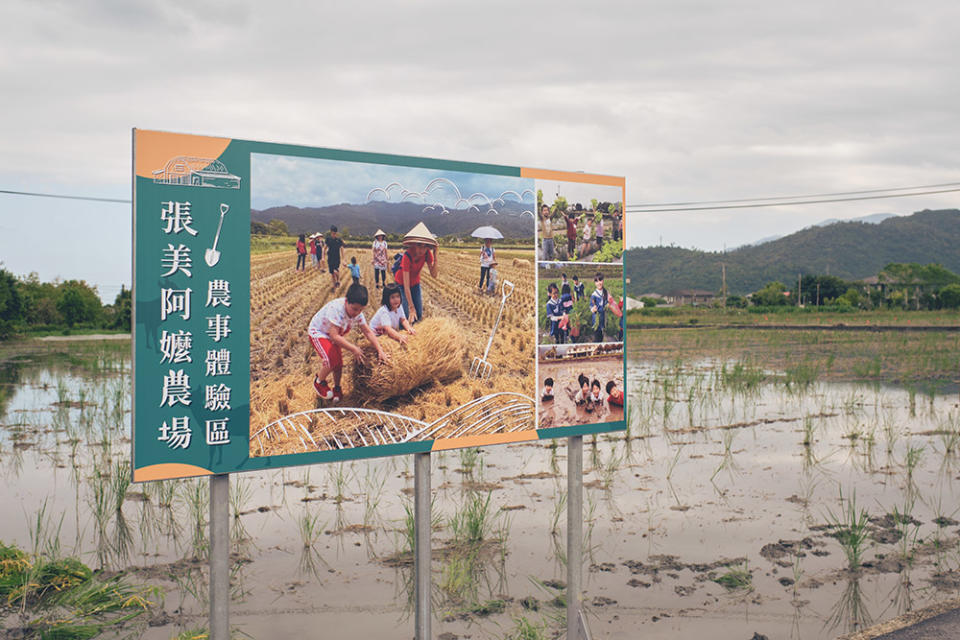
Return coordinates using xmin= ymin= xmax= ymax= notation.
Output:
xmin=661 ymin=378 xmax=674 ymax=424
xmin=666 ymin=445 xmax=683 ymax=480
xmin=937 ymin=412 xmax=960 ymax=456
xmin=298 ymin=509 xmax=324 ymax=549
xmin=892 ymin=499 xmax=920 ymax=563
xmin=230 ymin=477 xmax=253 ymax=544
xmin=504 ymin=615 xmax=548 ymax=640
xmin=401 ymin=501 xmax=416 ymax=555
xmin=791 ymin=553 xmax=804 ymax=599
xmin=824 ymin=490 xmax=871 ymax=571
xmin=327 ymin=462 xmax=350 ymax=504
xmin=785 ymin=359 xmax=820 ymax=390
xmin=719 ymin=359 xmax=765 ymax=393
xmin=882 ymin=411 xmax=900 ymax=455
xmin=802 ymin=415 xmax=815 ymax=447
xmin=549 ymin=488 xmax=567 ymax=535
xmin=711 ymin=430 xmax=740 ymax=482
xmin=88 ymin=466 xmax=111 ymax=569
xmin=109 ymin=458 xmax=133 ymax=566
xmin=362 ymin=464 xmax=388 ymax=528
xmin=459 ymin=447 xmax=482 ymax=477
xmin=450 ymin=492 xmax=495 ymax=546
xmin=27 ymin=499 xmax=64 ymax=561
xmin=181 ymin=479 xmax=209 ymax=558
xmin=904 ymin=445 xmax=924 ymax=488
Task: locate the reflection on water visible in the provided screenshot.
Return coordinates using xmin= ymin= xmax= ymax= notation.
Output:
xmin=1 ymin=337 xmax=960 ymax=638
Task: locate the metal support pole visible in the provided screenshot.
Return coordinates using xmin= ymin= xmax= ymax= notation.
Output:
xmin=567 ymin=436 xmax=583 ymax=639
xmin=414 ymin=452 xmax=432 ymax=640
xmin=209 ymin=474 xmax=230 ymax=640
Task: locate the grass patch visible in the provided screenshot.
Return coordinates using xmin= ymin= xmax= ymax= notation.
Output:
xmin=0 ymin=540 xmax=158 ymax=637
xmin=712 ymin=563 xmax=752 ymax=590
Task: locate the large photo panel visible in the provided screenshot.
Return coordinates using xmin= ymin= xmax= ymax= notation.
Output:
xmin=247 ymin=154 xmax=538 ymax=457
xmin=133 ymin=130 xmax=626 ymax=480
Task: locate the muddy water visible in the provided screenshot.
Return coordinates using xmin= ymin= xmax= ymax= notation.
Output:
xmin=1 ymin=337 xmax=960 ymax=639
xmin=539 ymin=356 xmax=624 ymax=428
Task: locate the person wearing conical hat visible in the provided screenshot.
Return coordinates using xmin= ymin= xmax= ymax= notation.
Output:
xmin=394 ymin=222 xmax=439 ymax=323
xmin=371 ymin=228 xmax=388 ymax=290
xmin=309 ymin=232 xmax=319 ymax=268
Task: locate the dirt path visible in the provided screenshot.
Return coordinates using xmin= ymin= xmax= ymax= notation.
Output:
xmin=839 ymin=597 xmax=960 ymax=639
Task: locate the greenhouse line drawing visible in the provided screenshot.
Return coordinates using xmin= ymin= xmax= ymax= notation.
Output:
xmin=252 ymin=392 xmax=535 ymax=454
xmin=153 ymin=156 xmax=241 ymax=189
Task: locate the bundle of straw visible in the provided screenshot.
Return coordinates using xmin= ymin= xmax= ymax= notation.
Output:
xmin=353 ymin=317 xmax=466 ymax=403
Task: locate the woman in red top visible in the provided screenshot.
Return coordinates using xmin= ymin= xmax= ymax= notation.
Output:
xmin=296 ymin=234 xmax=307 ymax=271
xmin=395 ymin=241 xmax=438 ymax=323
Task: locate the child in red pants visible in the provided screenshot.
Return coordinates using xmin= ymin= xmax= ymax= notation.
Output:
xmin=308 ymin=283 xmax=388 ymax=404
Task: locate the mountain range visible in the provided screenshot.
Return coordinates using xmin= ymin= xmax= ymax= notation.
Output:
xmin=624 ymin=209 xmax=960 ymax=296
xmin=251 ymin=201 xmax=535 ymax=239
xmin=742 ymin=213 xmax=899 ymax=247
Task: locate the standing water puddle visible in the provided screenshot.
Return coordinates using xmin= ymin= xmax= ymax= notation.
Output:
xmin=1 ymin=335 xmax=959 ymax=638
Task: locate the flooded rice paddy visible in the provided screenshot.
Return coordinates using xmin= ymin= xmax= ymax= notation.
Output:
xmin=1 ymin=328 xmax=959 ymax=639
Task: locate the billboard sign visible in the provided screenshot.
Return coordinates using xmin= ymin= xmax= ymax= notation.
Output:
xmin=133 ymin=129 xmax=626 ymax=481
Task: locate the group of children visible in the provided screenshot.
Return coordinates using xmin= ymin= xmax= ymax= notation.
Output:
xmin=307 ymin=281 xmax=415 ymax=403
xmin=539 ymin=204 xmax=623 ymax=261
xmin=541 ymin=375 xmax=624 ymax=413
xmin=545 ymin=271 xmax=622 ymax=344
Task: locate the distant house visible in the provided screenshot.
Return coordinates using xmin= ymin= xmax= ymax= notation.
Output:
xmin=625 ymin=296 xmax=645 ymax=310
xmin=666 ymin=289 xmax=716 ymax=306
xmin=153 ymin=156 xmax=241 ymax=189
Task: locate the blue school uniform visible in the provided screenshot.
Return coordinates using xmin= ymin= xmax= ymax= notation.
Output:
xmin=591 ymin=288 xmax=608 ymax=332
xmin=545 ymin=297 xmax=563 ymax=340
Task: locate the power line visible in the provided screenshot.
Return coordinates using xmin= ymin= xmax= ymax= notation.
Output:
xmin=0 ymin=189 xmax=129 ymax=204
xmin=627 ymin=181 xmax=960 ymax=207
xmin=625 ymin=187 xmax=960 ymax=213
xmin=2 ymin=180 xmax=958 ymax=212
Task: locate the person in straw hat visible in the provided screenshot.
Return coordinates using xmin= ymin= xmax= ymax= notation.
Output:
xmin=314 ymin=232 xmax=325 ymax=270
xmin=371 ymin=229 xmax=388 ymax=290
xmin=309 ymin=233 xmax=319 ymax=268
xmin=394 ymin=221 xmax=438 ymax=323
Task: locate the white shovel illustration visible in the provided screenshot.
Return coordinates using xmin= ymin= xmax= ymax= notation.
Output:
xmin=205 ymin=203 xmax=229 ymax=267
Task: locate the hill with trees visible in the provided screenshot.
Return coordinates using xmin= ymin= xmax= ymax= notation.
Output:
xmin=625 ymin=209 xmax=960 ymax=296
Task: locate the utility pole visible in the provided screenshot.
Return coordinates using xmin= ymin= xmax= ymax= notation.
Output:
xmin=797 ymin=273 xmax=802 ymax=307
xmin=721 ymin=263 xmax=727 ymax=308
xmin=816 ymin=282 xmax=820 ymax=308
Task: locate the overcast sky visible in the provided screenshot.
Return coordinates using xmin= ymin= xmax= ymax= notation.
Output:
xmin=2 ymin=0 xmax=958 ymax=299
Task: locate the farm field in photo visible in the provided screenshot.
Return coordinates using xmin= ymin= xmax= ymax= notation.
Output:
xmin=249 ymin=245 xmax=537 ymax=456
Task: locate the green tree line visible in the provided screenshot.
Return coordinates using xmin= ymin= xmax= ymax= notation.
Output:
xmin=727 ymin=263 xmax=960 ymax=311
xmin=0 ymin=269 xmax=130 ymax=339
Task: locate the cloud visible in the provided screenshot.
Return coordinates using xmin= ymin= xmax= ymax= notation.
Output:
xmin=1 ymin=0 xmax=959 ymax=274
